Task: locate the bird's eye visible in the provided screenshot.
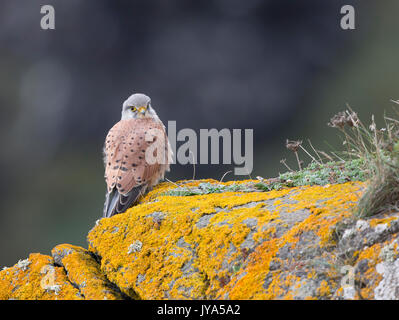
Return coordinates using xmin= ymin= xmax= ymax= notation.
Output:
xmin=131 ymin=107 xmax=137 ymax=112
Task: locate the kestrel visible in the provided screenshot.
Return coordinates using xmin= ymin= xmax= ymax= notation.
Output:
xmin=103 ymin=93 xmax=172 ymax=218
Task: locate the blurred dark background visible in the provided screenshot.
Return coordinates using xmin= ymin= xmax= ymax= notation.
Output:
xmin=1 ymin=0 xmax=399 ymax=267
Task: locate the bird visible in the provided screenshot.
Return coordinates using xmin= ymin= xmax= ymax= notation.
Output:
xmin=102 ymin=93 xmax=172 ymax=218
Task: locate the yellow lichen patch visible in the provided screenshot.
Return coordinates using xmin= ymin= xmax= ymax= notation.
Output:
xmin=0 ymin=253 xmax=82 ymax=300
xmin=222 ymin=237 xmax=282 ymax=300
xmin=353 ymin=242 xmax=384 ymax=299
xmin=350 ymin=235 xmax=399 ymax=300
xmin=88 ymin=181 xmax=364 ymax=300
xmin=358 ymin=243 xmax=382 ymax=261
xmin=286 ymin=182 xmax=364 ymax=245
xmin=369 ymin=215 xmax=399 ymax=228
xmin=264 ymin=271 xmax=290 ymax=299
xmin=216 ymin=182 xmax=364 ymax=299
xmin=51 ymin=244 xmax=126 ymax=300
xmin=88 ymin=180 xmax=297 ymax=299
xmin=188 ymin=205 xmax=282 ymax=297
xmin=317 ymin=280 xmax=331 ymax=297
xmin=3 ymin=178 xmax=378 ymax=300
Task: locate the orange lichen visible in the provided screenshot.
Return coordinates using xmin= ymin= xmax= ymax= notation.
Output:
xmin=216 ymin=182 xmax=364 ymax=299
xmin=0 ymin=253 xmax=82 ymax=300
xmin=4 ymin=178 xmax=397 ymax=300
xmin=317 ymin=280 xmax=331 ymax=297
xmin=88 ymin=179 xmax=295 ymax=299
xmin=86 ymin=179 xmax=369 ymax=300
xmin=353 ymin=242 xmax=384 ymax=299
xmin=369 ymin=216 xmax=398 ymax=228
xmin=51 ymin=244 xmax=126 ymax=300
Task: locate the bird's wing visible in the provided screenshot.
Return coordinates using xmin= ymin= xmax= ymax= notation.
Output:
xmin=103 ymin=118 xmax=168 ymax=217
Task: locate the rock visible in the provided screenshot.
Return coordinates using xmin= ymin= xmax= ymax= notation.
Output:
xmin=0 ymin=253 xmax=82 ymax=300
xmin=2 ymin=179 xmax=399 ymax=299
xmin=375 ymin=259 xmax=399 ymax=299
xmin=51 ymin=244 xmax=127 ymax=300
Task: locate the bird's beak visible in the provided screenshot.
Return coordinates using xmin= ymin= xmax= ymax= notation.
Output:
xmin=138 ymin=106 xmax=147 ymax=114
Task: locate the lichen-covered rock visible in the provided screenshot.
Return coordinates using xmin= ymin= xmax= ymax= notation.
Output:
xmin=2 ymin=179 xmax=399 ymax=299
xmin=0 ymin=253 xmax=83 ymax=300
xmin=51 ymin=244 xmax=128 ymax=299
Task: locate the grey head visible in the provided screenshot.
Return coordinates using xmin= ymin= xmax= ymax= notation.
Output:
xmin=121 ymin=93 xmax=159 ymax=120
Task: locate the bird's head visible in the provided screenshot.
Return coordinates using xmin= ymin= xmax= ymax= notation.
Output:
xmin=121 ymin=93 xmax=158 ymax=120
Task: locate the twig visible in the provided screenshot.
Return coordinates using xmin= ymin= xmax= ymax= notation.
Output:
xmin=280 ymin=159 xmax=294 ymax=172
xmin=220 ymin=170 xmax=232 ymax=182
xmin=318 ymin=150 xmax=334 ymax=162
xmin=164 ymin=178 xmax=181 ymax=188
xmin=307 ymin=139 xmax=324 ymax=164
xmin=189 ymin=150 xmax=196 ymax=180
xmin=294 ymin=151 xmax=302 ymax=170
xmin=299 ymin=145 xmax=322 ymax=165
xmin=384 ymin=116 xmax=399 ymax=124
xmin=330 ymin=151 xmax=345 ymax=162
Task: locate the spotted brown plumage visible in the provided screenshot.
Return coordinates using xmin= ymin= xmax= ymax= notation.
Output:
xmin=103 ymin=93 xmax=172 ymax=218
xmin=104 ymin=118 xmax=167 ymax=192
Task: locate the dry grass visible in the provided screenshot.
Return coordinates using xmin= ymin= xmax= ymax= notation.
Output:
xmin=327 ymin=106 xmax=399 ymax=217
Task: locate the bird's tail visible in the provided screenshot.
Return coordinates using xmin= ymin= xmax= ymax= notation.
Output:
xmin=103 ymin=185 xmax=147 ymax=218
xmin=103 ymin=188 xmax=119 ymax=218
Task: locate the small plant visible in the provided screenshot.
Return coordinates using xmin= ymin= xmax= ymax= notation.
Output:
xmin=256 ymin=158 xmax=367 ymax=191
xmin=161 ymin=158 xmax=367 ymax=197
xmin=161 ymin=182 xmax=255 ymax=197
xmin=327 ymin=106 xmax=399 ymax=217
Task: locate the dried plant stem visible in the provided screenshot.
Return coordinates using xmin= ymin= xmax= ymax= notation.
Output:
xmin=220 ymin=170 xmax=232 ymax=182
xmin=165 ymin=178 xmax=181 ymax=188
xmin=330 ymin=151 xmax=345 ymax=162
xmin=280 ymin=159 xmax=294 ymax=172
xmin=307 ymin=139 xmax=324 ymax=164
xmin=318 ymin=150 xmax=334 ymax=162
xmin=294 ymin=151 xmax=302 ymax=170
xmin=189 ymin=150 xmax=196 ymax=180
xmin=328 ymin=107 xmax=399 ymax=217
xmin=299 ymin=145 xmax=322 ymax=165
